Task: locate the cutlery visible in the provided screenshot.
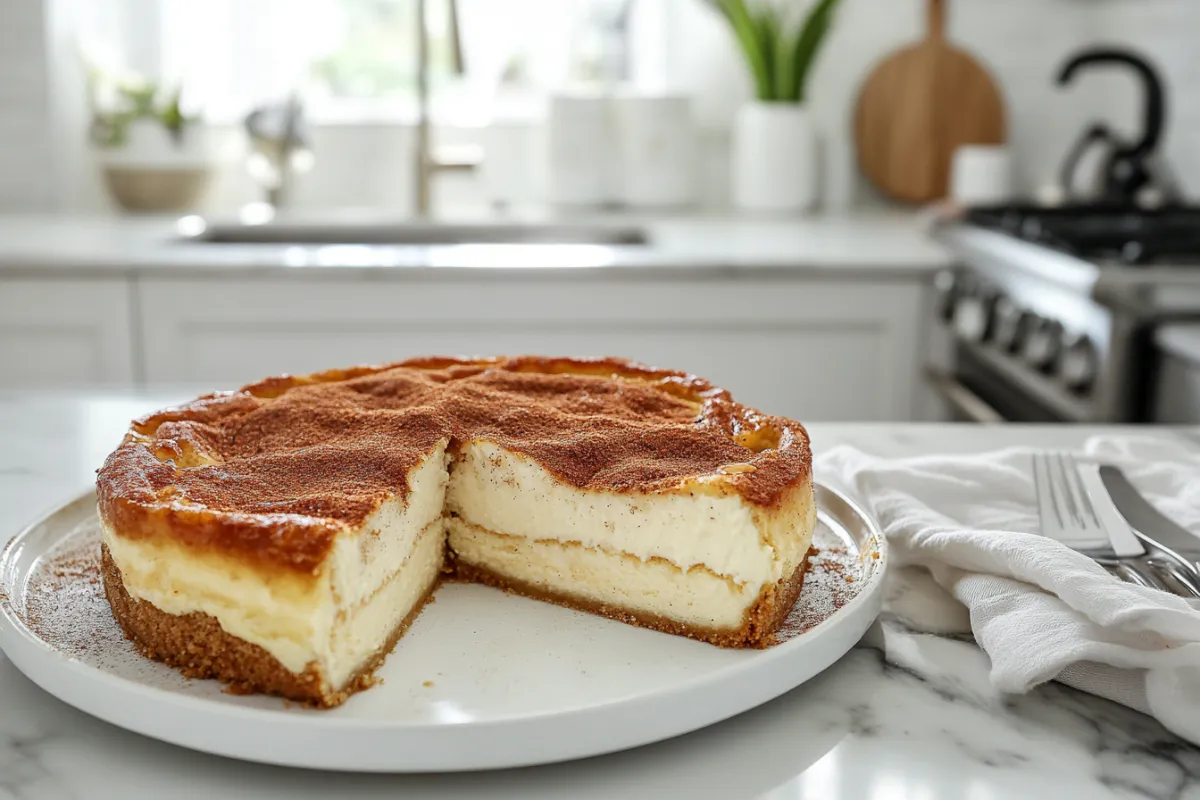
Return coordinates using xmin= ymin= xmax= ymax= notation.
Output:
xmin=1099 ymin=465 xmax=1200 ymax=571
xmin=1034 ymin=452 xmax=1200 ymax=598
xmin=1032 ymin=452 xmax=1142 ymax=555
xmin=1075 ymin=461 xmax=1145 ymax=557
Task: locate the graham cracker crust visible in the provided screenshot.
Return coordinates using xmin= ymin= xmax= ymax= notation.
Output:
xmin=100 ymin=544 xmax=437 ymax=708
xmin=447 ymin=547 xmax=814 ymax=649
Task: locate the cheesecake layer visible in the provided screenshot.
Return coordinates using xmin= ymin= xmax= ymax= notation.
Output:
xmin=449 ymin=518 xmax=814 ymax=647
xmin=326 ymin=518 xmax=444 ymax=688
xmin=103 ymin=516 xmax=444 ymax=681
xmin=448 ymin=518 xmax=765 ymax=631
xmin=102 ymin=445 xmax=449 ymax=679
xmin=329 ymin=444 xmax=448 ymax=608
xmin=448 ymin=440 xmax=780 ymax=585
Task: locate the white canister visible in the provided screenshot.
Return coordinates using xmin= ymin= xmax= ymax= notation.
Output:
xmin=611 ymin=92 xmax=696 ymax=208
xmin=950 ymin=145 xmax=1013 ymax=206
xmin=731 ymin=101 xmax=817 ymax=213
xmin=480 ymin=121 xmax=539 ymax=208
xmin=545 ymin=92 xmax=615 ymax=207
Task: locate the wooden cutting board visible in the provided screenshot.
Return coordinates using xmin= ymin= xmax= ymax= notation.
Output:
xmin=854 ymin=0 xmax=1006 ymax=204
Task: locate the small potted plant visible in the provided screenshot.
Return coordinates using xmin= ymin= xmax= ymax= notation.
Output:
xmin=706 ymin=0 xmax=841 ymax=213
xmin=87 ymin=64 xmax=213 ymax=213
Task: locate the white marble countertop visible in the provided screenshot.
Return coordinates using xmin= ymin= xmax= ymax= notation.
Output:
xmin=0 ymin=211 xmax=950 ymax=280
xmin=2 ymin=391 xmax=1197 ymax=799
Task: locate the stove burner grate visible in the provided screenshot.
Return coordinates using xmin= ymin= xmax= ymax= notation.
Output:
xmin=966 ymin=205 xmax=1200 ymax=266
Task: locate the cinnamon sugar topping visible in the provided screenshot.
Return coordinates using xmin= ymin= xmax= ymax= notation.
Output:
xmin=97 ymin=356 xmax=812 ymax=571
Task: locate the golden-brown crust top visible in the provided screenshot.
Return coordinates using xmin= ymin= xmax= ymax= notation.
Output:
xmin=97 ymin=356 xmax=812 ymax=573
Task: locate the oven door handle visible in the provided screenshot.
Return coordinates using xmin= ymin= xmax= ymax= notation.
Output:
xmin=925 ymin=368 xmax=1008 ymax=424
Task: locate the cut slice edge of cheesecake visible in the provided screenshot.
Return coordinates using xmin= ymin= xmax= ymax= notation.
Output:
xmin=445 ymin=438 xmax=816 ymax=643
xmin=102 ymin=442 xmax=451 ymax=705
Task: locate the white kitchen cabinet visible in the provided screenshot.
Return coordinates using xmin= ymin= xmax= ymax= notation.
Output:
xmin=0 ymin=278 xmax=136 ymax=388
xmin=138 ymin=278 xmax=926 ymax=421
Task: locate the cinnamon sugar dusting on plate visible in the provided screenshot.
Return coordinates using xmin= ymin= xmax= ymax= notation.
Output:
xmin=773 ymin=538 xmax=866 ymax=644
xmin=20 ymin=522 xmax=119 ymax=658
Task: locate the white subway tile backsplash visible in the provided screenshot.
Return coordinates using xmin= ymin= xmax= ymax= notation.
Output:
xmin=0 ymin=1 xmax=53 ymax=212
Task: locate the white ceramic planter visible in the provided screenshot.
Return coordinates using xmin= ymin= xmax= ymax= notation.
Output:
xmin=100 ymin=119 xmax=211 ymax=169
xmin=732 ymin=102 xmax=818 ymax=213
xmin=545 ymin=92 xmax=615 ymax=207
xmin=96 ymin=120 xmax=214 ymax=213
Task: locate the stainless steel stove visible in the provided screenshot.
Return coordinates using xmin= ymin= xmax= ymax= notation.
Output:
xmin=964 ymin=206 xmax=1200 ymax=267
xmin=923 ymin=45 xmax=1200 ymax=423
xmin=929 ymin=205 xmax=1200 ymax=423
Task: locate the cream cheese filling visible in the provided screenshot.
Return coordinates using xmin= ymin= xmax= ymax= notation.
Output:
xmin=446 ymin=439 xmax=779 ymax=586
xmin=448 ymin=518 xmax=763 ymax=630
xmin=325 ymin=519 xmax=443 ymax=687
xmin=329 ymin=444 xmax=448 ymax=608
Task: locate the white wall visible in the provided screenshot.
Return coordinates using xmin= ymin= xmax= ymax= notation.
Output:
xmin=0 ymin=1 xmax=55 ymax=212
xmin=5 ymin=0 xmax=1200 ymax=215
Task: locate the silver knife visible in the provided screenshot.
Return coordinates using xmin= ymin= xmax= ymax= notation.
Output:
xmin=1098 ymin=465 xmax=1200 ymax=569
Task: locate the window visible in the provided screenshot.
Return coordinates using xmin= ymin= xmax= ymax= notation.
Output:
xmin=85 ymin=0 xmax=671 ymax=126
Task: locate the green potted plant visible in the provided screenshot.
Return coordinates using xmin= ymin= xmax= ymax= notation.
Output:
xmin=86 ymin=63 xmax=213 ymax=213
xmin=705 ymin=0 xmax=841 ymax=212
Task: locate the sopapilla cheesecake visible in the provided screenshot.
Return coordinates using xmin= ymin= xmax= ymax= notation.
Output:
xmin=97 ymin=356 xmax=816 ymax=707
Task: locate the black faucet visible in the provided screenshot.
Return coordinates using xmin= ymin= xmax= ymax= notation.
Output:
xmin=1055 ymin=47 xmax=1169 ymax=205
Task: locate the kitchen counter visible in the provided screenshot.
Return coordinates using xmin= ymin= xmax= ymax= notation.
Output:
xmin=2 ymin=390 xmax=1197 ymax=799
xmin=0 ymin=212 xmax=949 ymax=279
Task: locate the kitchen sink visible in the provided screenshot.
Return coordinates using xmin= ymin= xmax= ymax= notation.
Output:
xmin=181 ymin=221 xmax=650 ymax=246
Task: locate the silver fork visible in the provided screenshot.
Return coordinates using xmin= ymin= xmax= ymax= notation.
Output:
xmin=1033 ymin=452 xmax=1200 ymax=599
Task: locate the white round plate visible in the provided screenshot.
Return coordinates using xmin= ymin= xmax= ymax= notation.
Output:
xmin=0 ymin=483 xmax=886 ymax=773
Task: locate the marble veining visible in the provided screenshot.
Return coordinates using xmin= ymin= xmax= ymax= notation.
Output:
xmin=1 ymin=395 xmax=1199 ymax=799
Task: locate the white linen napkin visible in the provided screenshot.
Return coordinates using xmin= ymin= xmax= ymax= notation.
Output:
xmin=816 ymin=434 xmax=1200 ymax=746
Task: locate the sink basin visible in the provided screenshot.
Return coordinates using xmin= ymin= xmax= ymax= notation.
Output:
xmin=182 ymin=221 xmax=650 ymax=246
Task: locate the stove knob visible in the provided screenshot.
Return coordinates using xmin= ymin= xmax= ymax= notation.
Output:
xmin=992 ymin=298 xmax=1032 ymax=353
xmin=953 ymin=287 xmax=998 ymax=342
xmin=1061 ymin=333 xmax=1099 ymax=394
xmin=1023 ymin=317 xmax=1064 ymax=372
xmin=933 ymin=269 xmax=959 ymax=323
xmin=1020 ymin=217 xmax=1043 ymax=240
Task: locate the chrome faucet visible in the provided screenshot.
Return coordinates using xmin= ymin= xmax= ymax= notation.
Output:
xmin=244 ymin=94 xmax=311 ymax=210
xmin=414 ymin=0 xmax=480 ymax=216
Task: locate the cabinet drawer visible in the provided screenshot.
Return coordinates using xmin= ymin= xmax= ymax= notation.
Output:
xmin=0 ymin=278 xmax=135 ymax=387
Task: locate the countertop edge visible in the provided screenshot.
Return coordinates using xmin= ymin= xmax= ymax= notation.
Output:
xmin=0 ymin=213 xmax=953 ymax=280
xmin=0 ymin=263 xmax=944 ymax=281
